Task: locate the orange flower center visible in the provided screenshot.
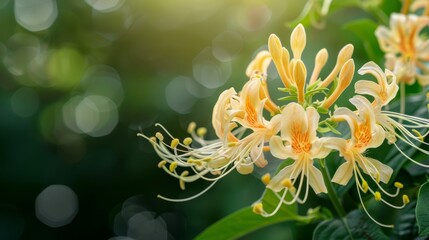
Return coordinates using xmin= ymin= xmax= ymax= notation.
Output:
xmin=245 ymin=97 xmax=264 ymax=128
xmin=354 ymin=121 xmax=372 ymax=148
xmin=291 ymin=124 xmax=312 ymax=153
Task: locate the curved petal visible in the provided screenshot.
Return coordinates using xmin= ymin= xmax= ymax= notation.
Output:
xmin=267 ymin=162 xmax=301 ymax=192
xmin=268 ymin=114 xmax=282 ymax=135
xmin=310 ymin=138 xmax=332 ymax=159
xmin=331 ymin=161 xmax=354 ymax=185
xmin=355 ymin=80 xmax=382 ymax=100
xmin=269 ymin=135 xmax=294 ymax=159
xmin=368 ymin=125 xmax=386 ymax=149
xmin=245 ymin=50 xmax=272 ymax=77
xmin=333 ymin=107 xmax=359 ymax=135
xmin=323 ymin=137 xmax=348 ymax=156
xmin=212 ymin=88 xmax=237 ymax=139
xmin=308 ymin=165 xmax=327 ymax=193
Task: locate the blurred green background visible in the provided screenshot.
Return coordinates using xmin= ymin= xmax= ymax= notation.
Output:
xmin=0 ymin=0 xmax=395 ymax=239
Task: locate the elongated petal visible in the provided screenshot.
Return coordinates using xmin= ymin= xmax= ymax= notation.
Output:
xmin=308 ymin=165 xmax=327 ymax=193
xmin=365 ymin=157 xmax=393 ymax=184
xmin=306 ymin=107 xmax=320 ymax=142
xmin=332 ymin=161 xmax=354 ymax=185
xmin=368 ymin=125 xmax=386 ymax=149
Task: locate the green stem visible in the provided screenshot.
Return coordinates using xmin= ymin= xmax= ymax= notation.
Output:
xmin=319 ymin=159 xmax=353 ymax=239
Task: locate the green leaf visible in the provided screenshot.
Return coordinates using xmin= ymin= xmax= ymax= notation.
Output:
xmin=393 ymin=201 xmax=419 ymax=238
xmin=194 ymin=189 xmax=298 ymax=240
xmin=344 ymin=19 xmax=384 ymax=62
xmin=416 ymin=181 xmax=429 ymax=236
xmin=313 ymin=210 xmax=389 ymax=240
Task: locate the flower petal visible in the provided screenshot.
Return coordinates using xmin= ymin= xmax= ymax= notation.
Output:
xmin=306 ymin=106 xmax=320 ymax=142
xmin=308 ymin=165 xmax=327 ymax=193
xmin=269 ymin=135 xmax=294 ymax=159
xmin=332 ymin=161 xmax=354 ymax=185
xmin=267 ymin=162 xmax=301 ymax=192
xmin=365 ymin=157 xmax=393 ymax=184
xmin=281 ymin=102 xmax=308 ymax=141
xmin=355 ymin=80 xmax=382 ymax=100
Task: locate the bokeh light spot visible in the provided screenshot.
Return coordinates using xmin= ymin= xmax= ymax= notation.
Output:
xmin=35 ymin=185 xmax=78 ymax=228
xmin=74 ymin=95 xmax=119 ymax=137
xmin=10 ymin=87 xmax=39 ymax=117
xmin=3 ymin=33 xmax=40 ymax=77
xmin=47 ymin=47 xmax=87 ymax=90
xmin=185 ymin=77 xmax=215 ymax=99
xmin=192 ymin=48 xmax=232 ymax=89
xmin=81 ymin=65 xmax=124 ymax=105
xmin=127 ymin=212 xmax=168 ymax=240
xmin=237 ymin=3 xmax=272 ymax=32
xmin=14 ymin=0 xmax=58 ymax=32
xmin=165 ymin=77 xmax=196 ymax=114
xmin=212 ymin=31 xmax=243 ymax=62
xmin=85 ymin=0 xmax=124 ymax=13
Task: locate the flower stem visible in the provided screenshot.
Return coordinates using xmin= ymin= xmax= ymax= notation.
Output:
xmin=319 ymin=159 xmax=353 ymax=239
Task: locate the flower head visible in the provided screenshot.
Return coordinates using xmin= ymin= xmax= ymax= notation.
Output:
xmin=376 ymin=13 xmax=429 ymax=85
xmin=268 ymin=103 xmax=329 ymax=194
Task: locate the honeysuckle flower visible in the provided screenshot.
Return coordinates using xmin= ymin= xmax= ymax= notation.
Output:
xmin=137 ymin=50 xmax=283 ymax=201
xmin=230 ymin=77 xmax=282 ymax=173
xmin=375 ymin=13 xmax=429 ymax=86
xmin=328 ymin=96 xmax=390 ymax=186
xmin=268 ymin=24 xmax=354 ymax=109
xmin=327 ymin=95 xmax=408 ymax=227
xmin=354 ymin=62 xmax=429 ymax=166
xmin=254 ymin=103 xmax=330 ymax=217
xmin=245 ymin=50 xmax=279 ymax=114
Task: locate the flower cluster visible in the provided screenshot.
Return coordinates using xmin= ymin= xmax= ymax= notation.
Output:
xmin=139 ymin=24 xmax=429 ymax=227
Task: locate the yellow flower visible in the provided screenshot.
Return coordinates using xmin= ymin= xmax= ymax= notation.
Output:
xmin=328 ymin=96 xmax=391 ymax=186
xmin=327 ymin=95 xmax=408 ymax=228
xmin=260 ymin=103 xmax=329 ymax=216
xmin=138 ymin=51 xmax=283 ymax=201
xmin=375 ymin=13 xmax=429 ymax=85
xmin=354 ymin=62 xmax=429 ymax=166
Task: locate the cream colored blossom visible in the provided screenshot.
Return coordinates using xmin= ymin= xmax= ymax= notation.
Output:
xmin=254 ymin=103 xmax=330 ymax=217
xmin=327 ymin=95 xmax=407 ymax=227
xmin=268 ymin=103 xmax=329 ymax=195
xmin=354 ymin=62 xmax=429 ymax=164
xmin=138 ymin=51 xmax=282 ymax=201
xmin=375 ymin=13 xmax=429 ymax=85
